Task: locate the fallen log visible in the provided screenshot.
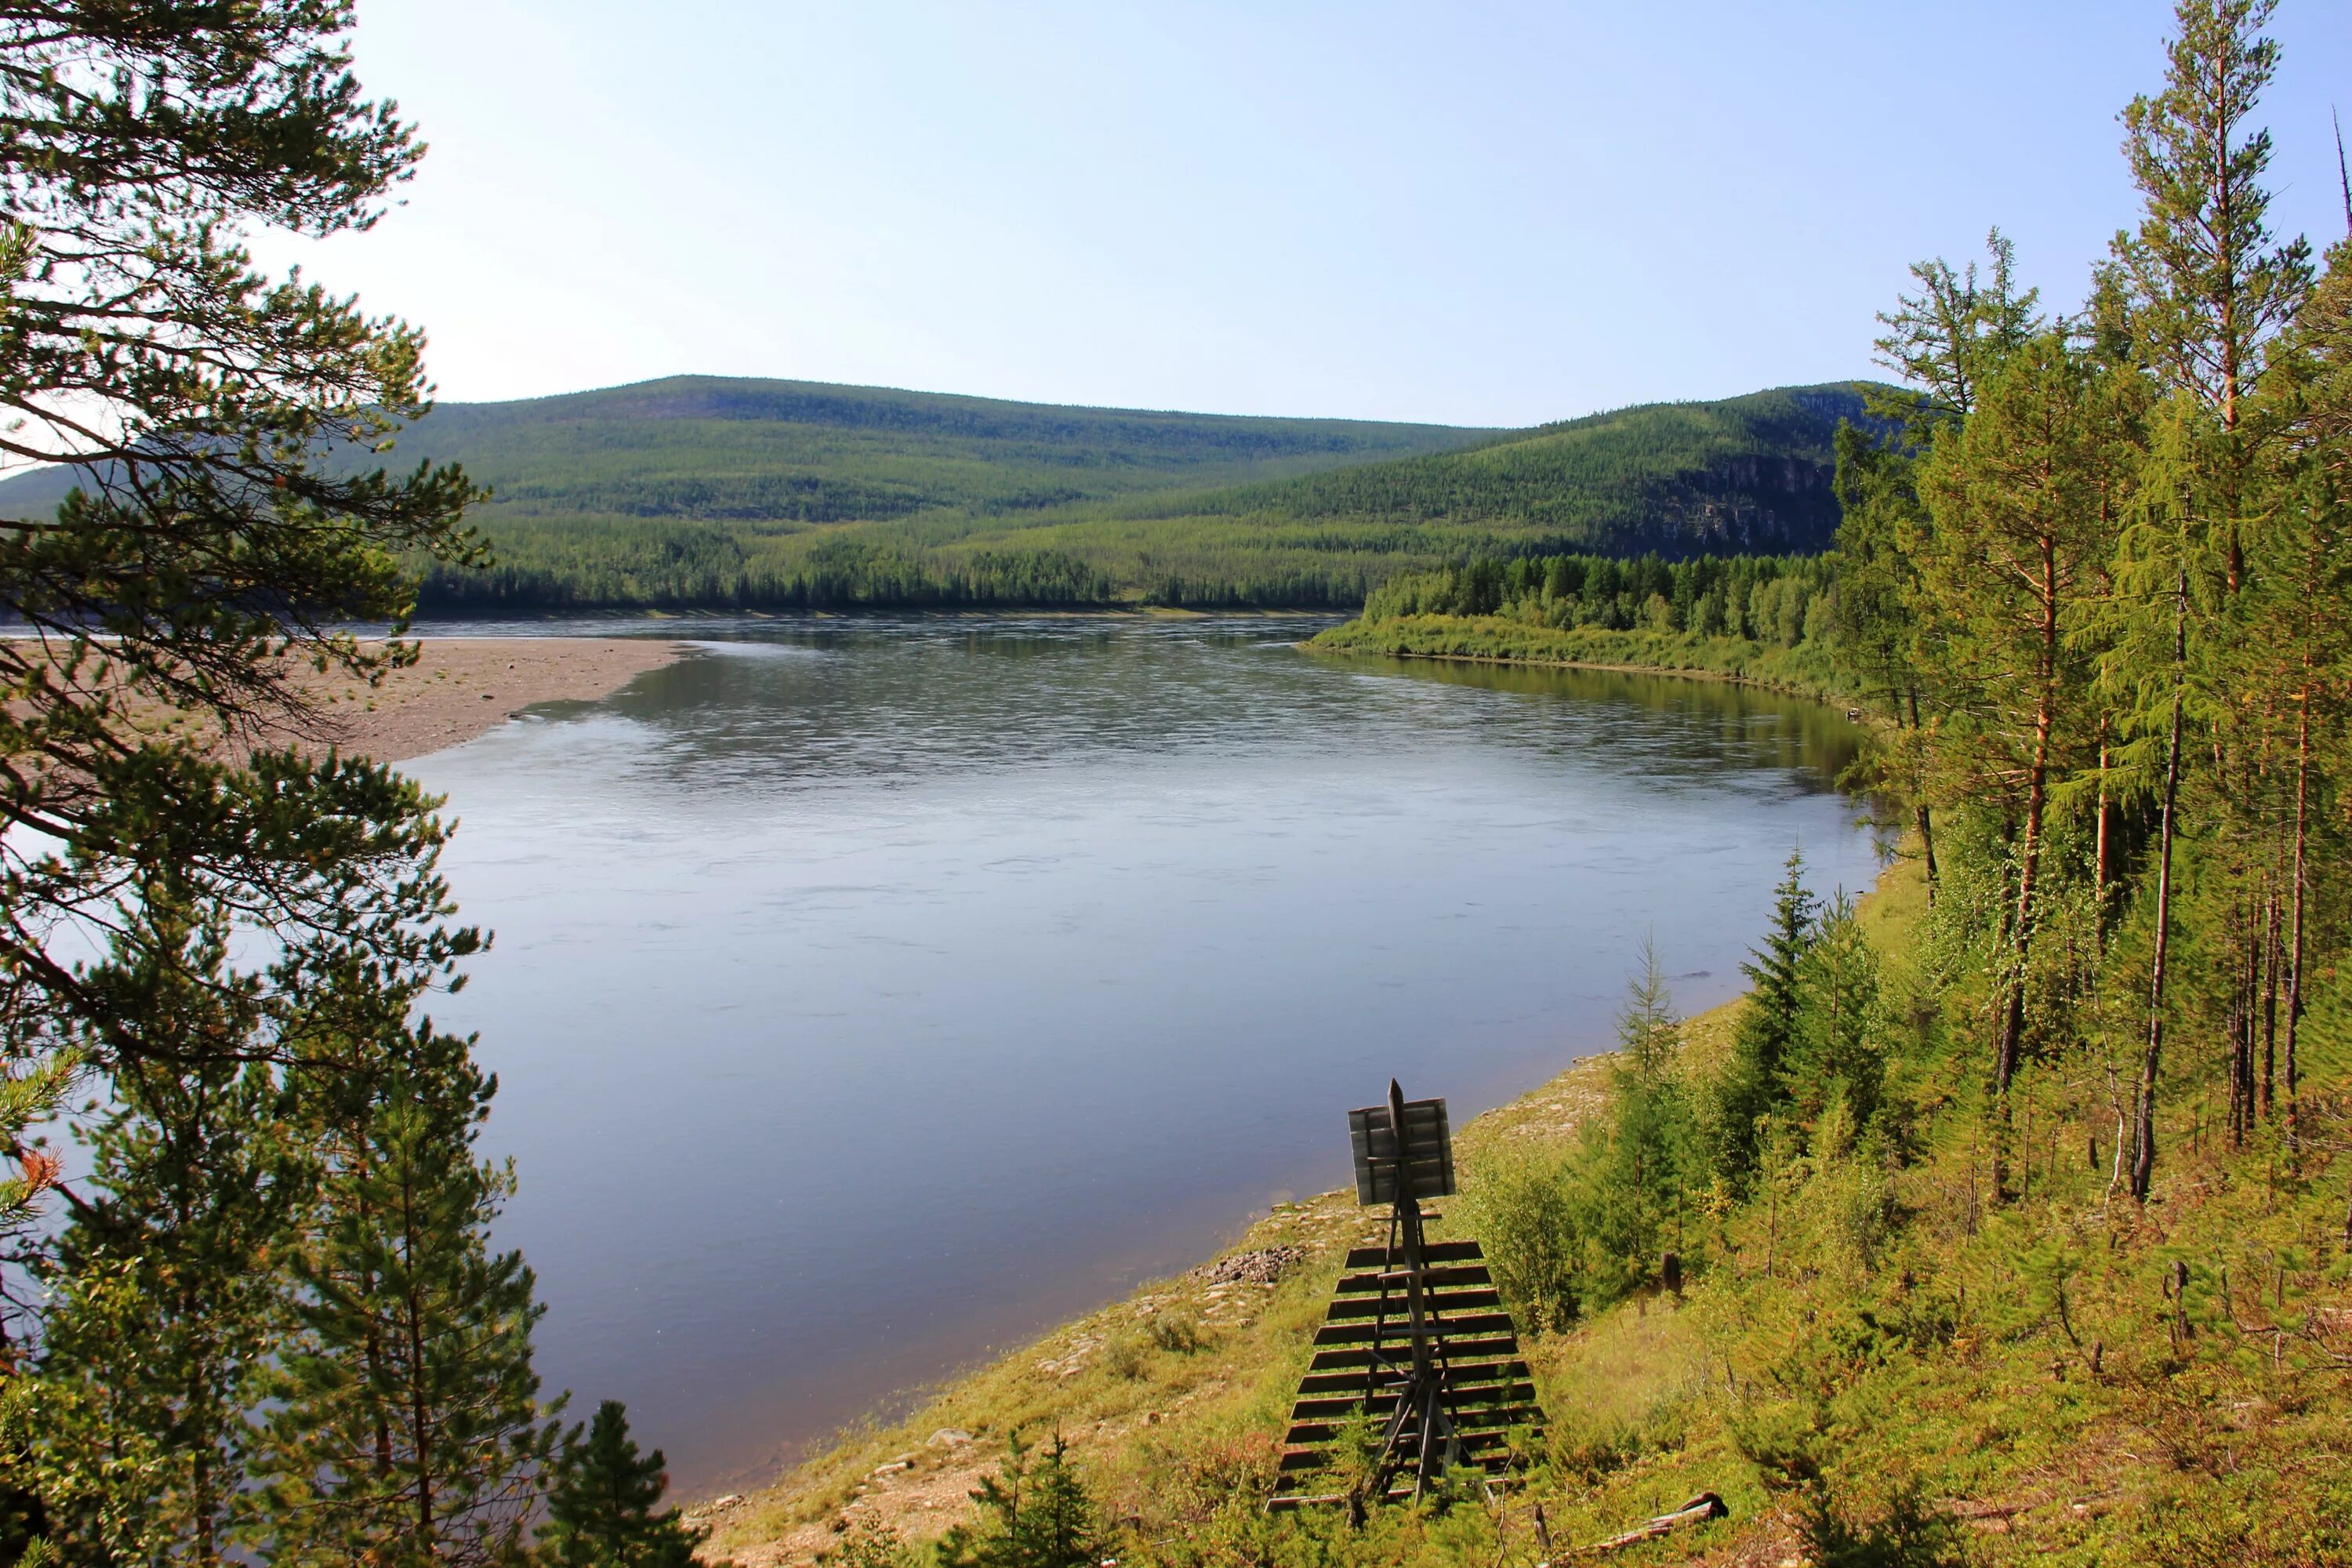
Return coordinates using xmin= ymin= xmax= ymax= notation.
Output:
xmin=1560 ymin=1493 xmax=1727 ymax=1558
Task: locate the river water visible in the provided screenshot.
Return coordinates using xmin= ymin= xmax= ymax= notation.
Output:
xmin=405 ymin=615 xmax=1880 ymax=1490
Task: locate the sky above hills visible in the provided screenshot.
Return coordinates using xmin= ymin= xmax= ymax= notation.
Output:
xmin=272 ymin=1 xmax=2352 ymax=427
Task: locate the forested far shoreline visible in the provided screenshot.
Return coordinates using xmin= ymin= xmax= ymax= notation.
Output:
xmin=40 ymin=379 xmax=1874 ymax=614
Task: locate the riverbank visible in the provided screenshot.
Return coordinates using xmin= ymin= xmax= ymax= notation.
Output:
xmin=1303 ymin=615 xmax=1851 ymax=705
xmin=690 ymin=891 xmax=1897 ymax=1568
xmin=691 ymin=1031 xmax=1646 ymax=1566
xmin=258 ymin=637 xmax=686 ymax=763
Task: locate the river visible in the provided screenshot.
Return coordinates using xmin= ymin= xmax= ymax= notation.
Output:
xmin=405 ymin=615 xmax=1881 ymax=1490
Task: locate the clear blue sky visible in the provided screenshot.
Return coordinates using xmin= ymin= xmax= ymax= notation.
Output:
xmin=274 ymin=1 xmax=2352 ymax=427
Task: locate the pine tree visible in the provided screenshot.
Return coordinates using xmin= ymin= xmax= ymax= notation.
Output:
xmin=1871 ymin=228 xmax=2042 ymax=438
xmin=1784 ymin=895 xmax=1889 ymax=1131
xmin=1915 ymin=331 xmax=2139 ymax=1147
xmin=2256 ymin=236 xmax=2352 ymax=1146
xmin=938 ymin=1429 xmax=1105 ymax=1568
xmin=2114 ymin=0 xmax=2311 ymax=535
xmin=1712 ymin=852 xmax=1817 ymax=1185
xmin=13 ymin=883 xmax=310 ymax=1566
xmin=1588 ymin=942 xmax=1699 ymax=1296
xmin=541 ymin=1401 xmax=710 ymax=1568
xmin=0 ymin=7 xmax=495 ymax=1548
xmin=1829 ymin=422 xmax=1940 ymax=897
xmin=256 ymin=1033 xmax=554 ymax=1568
xmin=2107 ymin=0 xmax=2308 ymax=1193
xmin=0 ymin=1 xmax=485 ymax=1098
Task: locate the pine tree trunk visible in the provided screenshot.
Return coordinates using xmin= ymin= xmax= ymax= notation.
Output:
xmin=2132 ymin=572 xmax=2189 ymax=1203
xmin=2227 ymin=897 xmax=2252 ymax=1145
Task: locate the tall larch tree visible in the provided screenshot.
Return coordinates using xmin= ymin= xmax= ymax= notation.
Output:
xmin=1915 ymin=331 xmax=2139 ymax=1189
xmin=2109 ymin=0 xmax=2310 ymax=1197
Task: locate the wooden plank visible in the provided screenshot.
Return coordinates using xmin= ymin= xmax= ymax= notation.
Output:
xmin=1445 ymin=1403 xmax=1545 ymax=1432
xmin=1273 ymin=1451 xmax=1519 ymax=1504
xmin=1323 ymin=1287 xmax=1501 ymax=1320
xmin=1313 ymin=1311 xmax=1516 ymax=1345
xmin=1295 ymin=1359 xmax=1528 ymax=1394
xmin=1334 ymin=1264 xmax=1492 ymax=1293
xmin=1453 ymin=1425 xmax=1531 ymax=1447
xmin=1284 ymin=1405 xmax=1541 ymax=1446
xmin=1341 ymin=1240 xmax=1483 ymax=1269
xmin=1289 ymin=1382 xmax=1537 ymax=1421
xmin=1305 ymin=1334 xmax=1519 ymax=1370
xmin=1270 ymin=1472 xmax=1508 ymax=1509
xmin=1435 ymin=1359 xmax=1533 ymax=1386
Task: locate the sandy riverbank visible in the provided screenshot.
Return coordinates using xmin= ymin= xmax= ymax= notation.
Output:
xmin=267 ymin=637 xmax=687 ymax=763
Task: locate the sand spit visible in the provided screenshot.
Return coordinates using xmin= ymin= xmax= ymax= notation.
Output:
xmin=266 ymin=637 xmax=686 ymax=763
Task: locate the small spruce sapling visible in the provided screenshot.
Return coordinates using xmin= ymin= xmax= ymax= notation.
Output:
xmin=541 ymin=1400 xmax=712 ymax=1568
xmin=937 ymin=1428 xmax=1105 ymax=1568
xmin=1712 ymin=851 xmax=1818 ymax=1184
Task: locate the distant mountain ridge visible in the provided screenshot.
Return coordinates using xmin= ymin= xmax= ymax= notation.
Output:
xmin=0 ymin=375 xmax=1880 ymax=610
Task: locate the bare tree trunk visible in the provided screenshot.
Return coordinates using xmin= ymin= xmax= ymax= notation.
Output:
xmin=2096 ymin=733 xmax=2114 ymax=924
xmin=1908 ymin=687 xmax=1939 ymax=902
xmin=2227 ymin=897 xmax=2253 ymax=1145
xmin=2286 ymin=687 xmax=2310 ymax=1149
xmin=1998 ymin=633 xmax=2056 ymax=1098
xmin=2132 ymin=572 xmax=2189 ymax=1203
xmin=2260 ymin=879 xmax=2280 ymax=1120
xmin=1992 ymin=545 xmax=2060 ymax=1202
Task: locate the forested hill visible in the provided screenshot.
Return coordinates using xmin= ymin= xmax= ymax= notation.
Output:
xmin=1100 ymin=382 xmax=1864 ymax=559
xmin=0 ymin=377 xmax=1874 ymax=611
xmin=0 ymin=374 xmax=1495 ymax=523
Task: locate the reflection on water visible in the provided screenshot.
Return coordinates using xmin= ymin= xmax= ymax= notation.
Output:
xmin=406 ymin=616 xmax=1878 ymax=1491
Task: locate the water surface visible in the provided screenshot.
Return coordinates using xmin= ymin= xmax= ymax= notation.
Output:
xmin=408 ymin=616 xmax=1878 ymax=1490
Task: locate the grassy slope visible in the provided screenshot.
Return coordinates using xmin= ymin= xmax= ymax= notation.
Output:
xmin=701 ymin=840 xmax=2352 ymax=1567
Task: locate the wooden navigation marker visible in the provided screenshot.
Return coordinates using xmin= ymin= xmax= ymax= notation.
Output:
xmin=1268 ymin=1080 xmax=1544 ymax=1514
